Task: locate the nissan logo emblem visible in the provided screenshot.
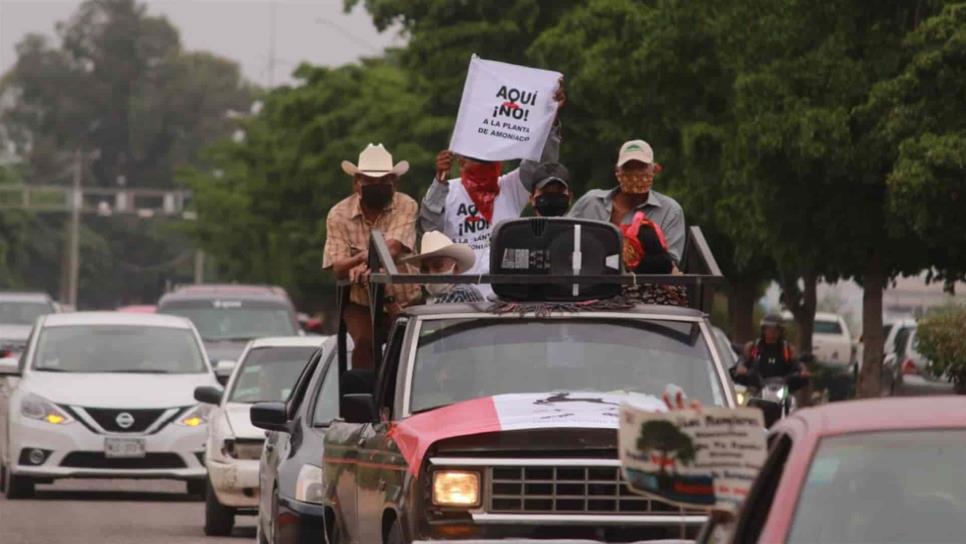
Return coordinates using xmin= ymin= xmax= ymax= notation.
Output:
xmin=115 ymin=412 xmax=135 ymax=429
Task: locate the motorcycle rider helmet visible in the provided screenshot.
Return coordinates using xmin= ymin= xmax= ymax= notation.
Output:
xmin=760 ymin=314 xmax=785 ymax=337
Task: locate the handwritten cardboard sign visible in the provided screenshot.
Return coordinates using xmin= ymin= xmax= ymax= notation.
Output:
xmin=619 ymin=402 xmax=766 ymax=512
xmin=449 ymin=55 xmax=561 ymax=162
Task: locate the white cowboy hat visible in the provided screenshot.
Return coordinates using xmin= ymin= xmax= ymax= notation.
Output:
xmin=400 ymin=231 xmax=476 ymax=273
xmin=341 ymin=143 xmax=410 ymax=177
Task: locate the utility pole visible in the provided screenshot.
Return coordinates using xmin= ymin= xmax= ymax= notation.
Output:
xmin=66 ymin=150 xmax=82 ymax=308
xmin=193 ymin=249 xmax=205 ymax=284
xmin=268 ymin=0 xmax=277 ymax=87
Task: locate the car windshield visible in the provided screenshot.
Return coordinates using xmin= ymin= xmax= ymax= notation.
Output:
xmin=0 ymin=301 xmax=54 ymax=326
xmin=814 ymin=320 xmax=843 ymax=334
xmin=33 ymin=325 xmax=207 ymax=373
xmin=788 ymin=429 xmax=966 ymax=544
xmin=227 ymin=346 xmax=317 ymax=403
xmin=410 ymin=317 xmax=724 ymax=413
xmin=161 ymin=302 xmax=297 ymax=341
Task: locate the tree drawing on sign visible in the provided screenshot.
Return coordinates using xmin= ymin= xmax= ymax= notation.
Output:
xmin=637 ymin=420 xmax=696 ymax=477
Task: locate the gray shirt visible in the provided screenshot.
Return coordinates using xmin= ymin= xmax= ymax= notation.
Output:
xmin=568 ymin=188 xmax=686 ymax=263
xmin=419 ymin=124 xmax=562 ymax=234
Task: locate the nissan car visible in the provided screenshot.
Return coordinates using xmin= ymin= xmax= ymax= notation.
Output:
xmin=0 ymin=312 xmax=217 ymax=498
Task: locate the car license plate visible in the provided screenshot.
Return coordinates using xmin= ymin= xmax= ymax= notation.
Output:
xmin=104 ymin=437 xmax=146 ymax=458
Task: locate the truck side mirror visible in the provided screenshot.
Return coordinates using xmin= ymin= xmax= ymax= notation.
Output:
xmin=194 ymin=385 xmax=223 ymax=405
xmin=341 ymin=394 xmax=376 ymax=424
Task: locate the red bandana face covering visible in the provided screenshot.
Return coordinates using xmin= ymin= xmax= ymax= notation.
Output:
xmin=460 ymin=161 xmax=503 ymax=223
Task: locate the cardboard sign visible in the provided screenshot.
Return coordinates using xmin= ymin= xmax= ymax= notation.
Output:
xmin=449 ymin=55 xmax=562 ymax=162
xmin=619 ymin=402 xmax=766 ymax=512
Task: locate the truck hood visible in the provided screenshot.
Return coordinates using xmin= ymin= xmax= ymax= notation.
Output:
xmin=389 ymin=392 xmax=666 ymax=475
xmin=222 ymin=402 xmax=263 ymax=439
xmin=24 ymin=371 xmax=218 ymax=408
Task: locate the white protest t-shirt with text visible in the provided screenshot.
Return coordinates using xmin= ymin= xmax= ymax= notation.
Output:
xmin=441 ymin=169 xmax=529 ymax=277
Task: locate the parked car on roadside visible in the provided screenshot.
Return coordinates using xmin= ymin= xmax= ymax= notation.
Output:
xmin=805 ymin=312 xmax=855 ymax=367
xmin=0 ymin=312 xmax=217 ymax=499
xmin=697 ymin=396 xmax=966 ymax=543
xmin=0 ymin=292 xmax=60 ymax=359
xmin=249 ymin=336 xmax=341 ymax=544
xmin=881 ymin=324 xmax=953 ymax=396
xmin=195 ymin=336 xmax=326 ymax=536
xmin=157 ymin=284 xmax=301 ymax=383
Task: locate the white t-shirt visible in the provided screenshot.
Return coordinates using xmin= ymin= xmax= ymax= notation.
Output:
xmin=442 ymin=169 xmax=529 ymax=277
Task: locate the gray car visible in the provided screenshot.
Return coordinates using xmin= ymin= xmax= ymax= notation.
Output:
xmin=0 ymin=292 xmax=60 ymax=357
xmin=157 ymin=284 xmax=301 ymax=384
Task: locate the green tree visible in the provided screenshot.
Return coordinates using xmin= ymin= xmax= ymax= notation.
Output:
xmin=637 ymin=419 xmax=693 ymax=477
xmin=181 ymin=59 xmax=433 ymax=311
xmin=917 ymin=305 xmax=966 ymax=392
xmin=1 ymin=0 xmax=253 ymax=188
xmin=864 ymin=3 xmax=966 ymax=281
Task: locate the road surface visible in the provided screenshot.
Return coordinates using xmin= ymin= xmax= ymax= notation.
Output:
xmin=0 ymin=479 xmax=255 ymax=544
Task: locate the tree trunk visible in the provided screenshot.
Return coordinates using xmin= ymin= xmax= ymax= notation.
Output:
xmin=781 ymin=271 xmax=817 ymax=355
xmin=857 ymin=256 xmax=886 ymax=398
xmin=729 ymin=276 xmax=758 ymax=344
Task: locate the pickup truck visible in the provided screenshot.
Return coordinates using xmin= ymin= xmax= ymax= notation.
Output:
xmin=321 ymin=220 xmax=733 ymax=543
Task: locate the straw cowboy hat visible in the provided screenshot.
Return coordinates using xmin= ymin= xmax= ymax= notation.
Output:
xmin=400 ymin=231 xmax=476 ymax=273
xmin=341 ymin=143 xmax=409 ymax=177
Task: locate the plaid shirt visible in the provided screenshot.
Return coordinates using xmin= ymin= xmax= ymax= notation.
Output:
xmin=323 ymin=192 xmax=420 ymax=306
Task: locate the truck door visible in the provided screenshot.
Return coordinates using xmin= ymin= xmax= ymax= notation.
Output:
xmin=356 ymin=318 xmax=409 ymax=543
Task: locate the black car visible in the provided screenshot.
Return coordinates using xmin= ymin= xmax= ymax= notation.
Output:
xmin=157 ymin=284 xmax=301 ymax=383
xmin=251 ymin=336 xmax=343 ymax=544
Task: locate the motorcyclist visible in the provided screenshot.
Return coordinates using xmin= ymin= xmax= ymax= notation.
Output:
xmin=735 ymin=314 xmax=808 ymax=380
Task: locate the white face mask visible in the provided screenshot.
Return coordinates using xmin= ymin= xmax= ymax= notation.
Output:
xmin=425 ymin=265 xmax=457 ymax=296
xmin=426 ymin=283 xmax=452 ymax=296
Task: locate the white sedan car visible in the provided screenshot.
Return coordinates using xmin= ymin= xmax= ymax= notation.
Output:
xmin=0 ymin=312 xmax=218 ymax=499
xmin=196 ymin=336 xmax=325 ymax=536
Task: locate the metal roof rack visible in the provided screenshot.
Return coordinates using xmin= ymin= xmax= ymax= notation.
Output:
xmin=335 ymin=222 xmax=725 ymax=374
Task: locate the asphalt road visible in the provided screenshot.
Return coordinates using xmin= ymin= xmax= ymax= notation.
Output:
xmin=0 ymin=479 xmax=255 ymax=544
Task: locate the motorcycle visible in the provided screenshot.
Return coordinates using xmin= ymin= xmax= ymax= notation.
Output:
xmin=732 ymin=370 xmax=809 ymax=428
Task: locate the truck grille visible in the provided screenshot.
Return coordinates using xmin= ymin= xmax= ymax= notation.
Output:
xmin=488 ymin=464 xmax=686 ymax=514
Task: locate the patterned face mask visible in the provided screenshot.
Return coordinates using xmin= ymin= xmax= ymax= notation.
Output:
xmin=616 ymin=170 xmax=655 ymax=194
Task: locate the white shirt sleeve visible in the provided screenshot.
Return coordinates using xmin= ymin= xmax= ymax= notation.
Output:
xmin=498 ymin=169 xmax=530 ymax=215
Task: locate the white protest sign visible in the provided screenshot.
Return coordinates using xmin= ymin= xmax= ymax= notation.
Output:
xmin=449 ymin=55 xmax=562 ymax=162
xmin=619 ymin=402 xmax=766 ymax=513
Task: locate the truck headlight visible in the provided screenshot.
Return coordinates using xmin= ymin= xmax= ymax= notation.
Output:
xmin=432 ymin=470 xmax=480 ymax=507
xmin=176 ymin=404 xmax=210 ymax=427
xmin=21 ymin=393 xmax=74 ymax=425
xmin=295 ymin=464 xmax=324 ymax=504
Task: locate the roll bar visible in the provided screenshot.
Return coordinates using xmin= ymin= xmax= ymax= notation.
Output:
xmin=335 ymin=224 xmax=725 ymax=377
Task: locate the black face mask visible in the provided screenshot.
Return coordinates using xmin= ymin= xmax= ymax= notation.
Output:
xmin=361 ymin=183 xmax=394 ymax=210
xmin=534 ymin=193 xmax=570 ymax=217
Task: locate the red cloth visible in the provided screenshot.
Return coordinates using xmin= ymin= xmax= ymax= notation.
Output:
xmin=620 ymin=211 xmax=668 ymax=269
xmin=387 ymin=397 xmax=500 ymax=475
xmin=460 ymin=161 xmax=503 ymax=223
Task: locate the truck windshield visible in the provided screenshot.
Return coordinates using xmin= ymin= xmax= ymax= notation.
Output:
xmin=33 ymin=325 xmax=207 ymax=374
xmin=0 ymin=301 xmax=54 ymax=326
xmin=159 ymin=301 xmax=297 ymax=341
xmin=227 ymin=346 xmax=317 ymax=403
xmin=410 ymin=317 xmax=724 ymax=413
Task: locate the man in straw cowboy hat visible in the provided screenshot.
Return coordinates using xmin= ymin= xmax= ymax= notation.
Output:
xmin=323 ymin=143 xmax=419 ymax=370
xmin=400 ymin=231 xmax=483 ymax=304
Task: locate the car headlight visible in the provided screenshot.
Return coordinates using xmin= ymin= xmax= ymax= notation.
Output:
xmin=295 ymin=464 xmax=324 ymax=504
xmin=175 ymin=404 xmax=210 ymax=427
xmin=734 ymin=385 xmax=748 ymax=406
xmin=432 ymin=470 xmax=480 ymax=507
xmin=21 ymin=393 xmax=74 ymax=425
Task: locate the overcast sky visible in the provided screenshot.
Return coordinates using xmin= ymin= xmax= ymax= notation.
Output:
xmin=0 ymin=0 xmax=404 ymax=87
